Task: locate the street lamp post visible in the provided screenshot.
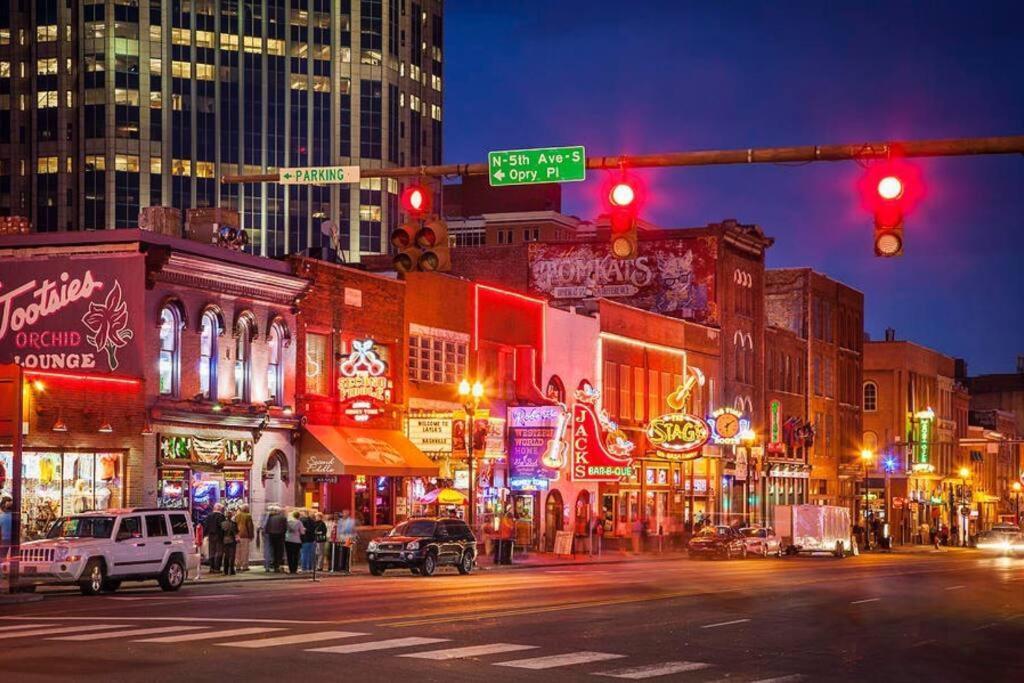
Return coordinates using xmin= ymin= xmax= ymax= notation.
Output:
xmin=958 ymin=466 xmax=971 ymax=547
xmin=740 ymin=429 xmax=757 ymax=526
xmin=860 ymin=449 xmax=874 ymax=550
xmin=458 ymin=379 xmax=485 ymax=529
xmin=1013 ymin=482 xmax=1022 ymax=527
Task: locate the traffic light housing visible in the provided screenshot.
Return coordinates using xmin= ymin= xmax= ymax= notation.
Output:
xmin=604 ymin=176 xmax=641 ymax=260
xmin=415 ymin=217 xmax=450 ymax=272
xmin=391 ymin=182 xmax=450 ymax=274
xmin=859 ymin=159 xmax=922 ymax=258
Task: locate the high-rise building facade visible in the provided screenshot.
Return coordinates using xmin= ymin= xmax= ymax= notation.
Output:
xmin=0 ymin=0 xmax=443 ymax=259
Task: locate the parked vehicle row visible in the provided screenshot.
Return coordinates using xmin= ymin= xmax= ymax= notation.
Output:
xmin=687 ymin=525 xmax=784 ymax=560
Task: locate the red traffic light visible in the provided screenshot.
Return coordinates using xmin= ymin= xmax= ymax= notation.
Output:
xmin=609 ymin=182 xmax=636 ymax=208
xmin=876 ymin=175 xmax=904 ymax=201
xmin=858 ymin=159 xmax=923 ymax=217
xmin=603 ymin=175 xmax=643 ymax=234
xmin=401 ymin=185 xmax=430 ymax=216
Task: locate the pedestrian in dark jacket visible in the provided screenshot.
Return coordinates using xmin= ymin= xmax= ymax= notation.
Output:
xmin=221 ymin=510 xmax=239 ymax=576
xmin=285 ymin=511 xmax=304 ymax=574
xmin=264 ymin=505 xmax=288 ymax=572
xmin=299 ymin=511 xmax=316 ymax=571
xmin=204 ymin=504 xmax=226 ymax=572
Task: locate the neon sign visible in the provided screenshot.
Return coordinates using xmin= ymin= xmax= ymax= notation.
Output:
xmin=571 ymin=382 xmax=634 ymax=482
xmin=915 ymin=408 xmax=934 ymax=464
xmin=707 ymin=407 xmax=749 ymax=446
xmin=337 ymin=339 xmax=392 ymax=423
xmin=646 ymin=376 xmax=710 ymax=459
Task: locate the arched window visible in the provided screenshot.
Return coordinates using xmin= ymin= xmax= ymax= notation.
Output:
xmin=158 ymin=305 xmax=182 ymax=396
xmin=546 ymin=375 xmax=566 ymax=403
xmin=234 ymin=316 xmax=254 ymax=402
xmin=266 ymin=322 xmax=286 ymax=405
xmin=863 ymin=381 xmax=878 ymax=412
xmin=199 ymin=309 xmax=221 ymax=400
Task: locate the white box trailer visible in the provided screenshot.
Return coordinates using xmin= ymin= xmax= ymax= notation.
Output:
xmin=774 ymin=504 xmax=852 ymax=557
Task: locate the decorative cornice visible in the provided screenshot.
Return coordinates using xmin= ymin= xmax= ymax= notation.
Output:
xmin=153 ymin=252 xmax=309 ymax=305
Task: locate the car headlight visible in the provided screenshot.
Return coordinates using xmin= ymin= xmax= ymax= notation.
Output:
xmin=406 ymin=541 xmax=420 ymax=551
xmin=367 ymin=541 xmax=379 ymax=551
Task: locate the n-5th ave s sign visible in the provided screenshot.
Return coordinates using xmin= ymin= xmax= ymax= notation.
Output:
xmin=488 ymin=146 xmax=586 ymax=186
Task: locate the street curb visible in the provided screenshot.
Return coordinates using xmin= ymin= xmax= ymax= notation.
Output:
xmin=0 ymin=593 xmax=45 ymax=604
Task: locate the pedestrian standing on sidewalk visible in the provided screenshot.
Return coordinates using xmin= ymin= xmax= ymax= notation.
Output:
xmin=631 ymin=517 xmax=643 ymax=553
xmin=221 ymin=510 xmax=239 ymax=576
xmin=337 ymin=509 xmax=356 ymax=574
xmin=265 ymin=504 xmax=288 ymax=572
xmin=234 ymin=504 xmax=254 ymax=572
xmin=0 ymin=496 xmax=13 ymax=561
xmin=204 ymin=503 xmax=226 ymax=573
xmin=313 ymin=512 xmax=329 ymax=571
xmin=285 ymin=510 xmax=304 ymax=574
xmin=299 ymin=509 xmax=316 ymax=571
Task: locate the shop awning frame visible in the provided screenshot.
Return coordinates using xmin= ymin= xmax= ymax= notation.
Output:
xmin=300 ymin=425 xmax=438 ymax=477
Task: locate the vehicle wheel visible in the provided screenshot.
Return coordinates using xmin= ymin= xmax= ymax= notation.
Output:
xmin=368 ymin=562 xmax=385 ymax=576
xmin=158 ymin=558 xmax=186 ymax=592
xmin=420 ymin=553 xmax=437 ymax=577
xmin=457 ymin=551 xmax=475 ymax=575
xmin=777 ymin=546 xmax=784 ymax=558
xmin=409 ymin=566 xmax=421 ymax=575
xmin=14 ymin=585 xmax=37 ymax=594
xmin=740 ymin=545 xmax=748 ymax=560
xmin=101 ymin=579 xmax=121 ymax=593
xmin=834 ymin=541 xmax=845 ymax=559
xmin=762 ymin=544 xmax=769 ymax=558
xmin=79 ymin=559 xmax=106 ymax=596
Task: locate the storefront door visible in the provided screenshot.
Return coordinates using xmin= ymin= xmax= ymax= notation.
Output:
xmin=545 ymin=490 xmax=564 ymax=552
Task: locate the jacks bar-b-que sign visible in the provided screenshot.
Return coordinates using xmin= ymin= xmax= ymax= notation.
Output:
xmin=527 ymin=237 xmax=718 ymax=324
xmin=0 ymin=254 xmax=144 ymax=376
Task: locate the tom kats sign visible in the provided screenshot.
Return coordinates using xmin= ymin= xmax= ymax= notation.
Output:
xmin=0 ymin=255 xmax=144 ymax=376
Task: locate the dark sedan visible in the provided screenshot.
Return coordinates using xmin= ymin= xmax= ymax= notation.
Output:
xmin=688 ymin=525 xmax=748 ymax=560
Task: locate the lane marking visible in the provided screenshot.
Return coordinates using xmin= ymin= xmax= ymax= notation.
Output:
xmin=596 ymin=661 xmax=712 ymax=679
xmin=0 ymin=623 xmax=57 ymax=632
xmin=400 ymin=643 xmax=538 ymax=660
xmin=944 ymin=585 xmax=966 ymax=591
xmin=700 ymin=619 xmax=750 ymax=629
xmin=850 ymin=598 xmax=880 ymax=605
xmin=0 ymin=624 xmax=121 ymax=640
xmin=137 ymin=627 xmax=283 ymax=643
xmin=496 ymin=651 xmax=625 ymax=669
xmin=221 ymin=631 xmax=367 ymax=648
xmin=909 ymin=639 xmax=936 ymax=649
xmin=50 ymin=626 xmax=207 ymax=641
xmin=751 ymin=676 xmax=805 ymax=683
xmin=0 ymin=616 xmax=332 ymax=625
xmin=309 ymin=637 xmax=448 ymax=654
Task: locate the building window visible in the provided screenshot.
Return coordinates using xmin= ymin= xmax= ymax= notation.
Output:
xmin=863 ymin=381 xmax=877 ymax=412
xmin=408 ymin=334 xmax=467 ymax=385
xmin=546 ymin=375 xmax=566 ymax=403
xmin=199 ymin=310 xmax=220 ymax=400
xmin=234 ymin=316 xmax=254 ymax=402
xmin=267 ymin=322 xmax=286 ymax=406
xmin=158 ymin=305 xmax=183 ymax=397
xmin=305 ymin=332 xmax=330 ymax=396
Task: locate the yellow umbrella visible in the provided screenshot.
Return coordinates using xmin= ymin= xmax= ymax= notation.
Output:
xmin=436 ymin=488 xmax=468 ymax=505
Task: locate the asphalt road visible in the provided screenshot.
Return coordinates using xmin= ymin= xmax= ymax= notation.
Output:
xmin=1 ymin=549 xmax=1021 ymax=682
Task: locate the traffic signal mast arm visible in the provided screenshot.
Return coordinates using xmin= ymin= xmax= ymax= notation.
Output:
xmin=221 ymin=135 xmax=1024 ymax=183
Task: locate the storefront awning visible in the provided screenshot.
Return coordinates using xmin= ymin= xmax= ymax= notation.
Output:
xmin=300 ymin=425 xmax=438 ymax=477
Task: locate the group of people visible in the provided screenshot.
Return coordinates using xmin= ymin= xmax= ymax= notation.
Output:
xmin=201 ymin=505 xmax=357 ymax=575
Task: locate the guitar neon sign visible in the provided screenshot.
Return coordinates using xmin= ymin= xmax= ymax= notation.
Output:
xmin=337 ymin=339 xmax=392 ymax=422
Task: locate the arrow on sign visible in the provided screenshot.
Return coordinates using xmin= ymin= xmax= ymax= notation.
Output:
xmin=282 ymin=172 xmax=292 ymax=179
xmin=493 ymin=170 xmax=505 ymax=181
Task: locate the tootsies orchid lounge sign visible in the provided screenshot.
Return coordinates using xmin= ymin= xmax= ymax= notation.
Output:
xmin=0 ymin=255 xmax=144 ymax=376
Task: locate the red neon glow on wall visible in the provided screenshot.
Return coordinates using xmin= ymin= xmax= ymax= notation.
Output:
xmin=25 ymin=369 xmax=142 ymax=388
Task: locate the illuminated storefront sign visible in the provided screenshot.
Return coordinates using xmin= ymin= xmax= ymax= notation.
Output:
xmin=405 ymin=414 xmax=454 ymax=454
xmin=769 ymin=401 xmax=781 ymax=445
xmin=571 ymin=382 xmax=634 ymax=482
xmin=647 ymin=376 xmax=710 ymax=460
xmin=337 ymin=339 xmax=392 ymax=423
xmin=508 ymin=405 xmax=564 ymax=489
xmin=0 ymin=255 xmax=144 ymax=375
xmin=915 ymin=409 xmax=934 ymax=464
xmin=707 ymin=407 xmax=748 ymax=446
xmin=159 ymin=435 xmax=254 ymax=465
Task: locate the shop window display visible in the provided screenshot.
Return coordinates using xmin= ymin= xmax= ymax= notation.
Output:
xmin=0 ymin=450 xmax=123 ymax=540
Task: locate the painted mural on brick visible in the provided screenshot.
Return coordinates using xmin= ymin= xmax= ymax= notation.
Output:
xmin=0 ymin=255 xmax=144 ymax=376
xmin=527 ymin=237 xmax=718 ymax=324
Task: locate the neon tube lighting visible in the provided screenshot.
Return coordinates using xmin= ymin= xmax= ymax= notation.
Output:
xmin=599 ymin=331 xmax=690 ymax=357
xmin=24 ymin=370 xmax=142 ymax=386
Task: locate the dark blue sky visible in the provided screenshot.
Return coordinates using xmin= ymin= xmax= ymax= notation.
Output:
xmin=443 ymin=1 xmax=1024 ymax=375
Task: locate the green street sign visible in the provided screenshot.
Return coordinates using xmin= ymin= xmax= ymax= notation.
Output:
xmin=279 ymin=165 xmax=361 ymax=185
xmin=488 ymin=146 xmax=586 ymax=186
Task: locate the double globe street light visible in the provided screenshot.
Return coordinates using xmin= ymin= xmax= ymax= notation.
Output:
xmin=458 ymin=379 xmax=485 ymax=528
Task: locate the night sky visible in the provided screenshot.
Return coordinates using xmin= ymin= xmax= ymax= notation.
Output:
xmin=443 ymin=1 xmax=1024 ymax=375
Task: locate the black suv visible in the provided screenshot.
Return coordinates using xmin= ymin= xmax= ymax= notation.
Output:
xmin=366 ymin=518 xmax=477 ymax=576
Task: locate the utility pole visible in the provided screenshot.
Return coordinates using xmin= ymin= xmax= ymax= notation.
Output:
xmin=222 ymin=135 xmax=1024 ymax=184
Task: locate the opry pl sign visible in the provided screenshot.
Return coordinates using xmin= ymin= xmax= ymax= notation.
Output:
xmin=0 ymin=255 xmax=144 ymax=376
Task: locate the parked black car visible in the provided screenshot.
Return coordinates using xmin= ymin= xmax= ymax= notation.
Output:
xmin=687 ymin=525 xmax=748 ymax=560
xmin=366 ymin=518 xmax=477 ymax=576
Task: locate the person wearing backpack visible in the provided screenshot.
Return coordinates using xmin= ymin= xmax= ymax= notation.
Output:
xmin=221 ymin=510 xmax=239 ymax=576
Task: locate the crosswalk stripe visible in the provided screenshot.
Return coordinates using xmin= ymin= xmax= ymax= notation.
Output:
xmin=596 ymin=661 xmax=712 ymax=679
xmin=220 ymin=631 xmax=368 ymax=649
xmin=750 ymin=676 xmax=805 ymax=683
xmin=0 ymin=625 xmax=121 ymax=640
xmin=137 ymin=627 xmax=284 ymax=643
xmin=400 ymin=643 xmax=538 ymax=660
xmin=308 ymin=637 xmax=448 ymax=654
xmin=0 ymin=623 xmax=57 ymax=632
xmin=495 ymin=651 xmax=625 ymax=669
xmin=49 ymin=626 xmax=207 ymax=641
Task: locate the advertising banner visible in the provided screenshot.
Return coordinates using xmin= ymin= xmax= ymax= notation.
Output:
xmin=527 ymin=236 xmax=718 ymax=324
xmin=406 ymin=414 xmax=454 ymax=455
xmin=0 ymin=254 xmax=145 ymax=376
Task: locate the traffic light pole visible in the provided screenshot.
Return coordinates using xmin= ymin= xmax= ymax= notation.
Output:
xmin=222 ymin=135 xmax=1024 ymax=184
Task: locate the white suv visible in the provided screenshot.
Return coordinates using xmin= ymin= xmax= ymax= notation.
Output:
xmin=2 ymin=508 xmax=201 ymax=595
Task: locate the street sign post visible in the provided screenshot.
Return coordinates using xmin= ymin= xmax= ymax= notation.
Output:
xmin=279 ymin=166 xmax=361 ymax=185
xmin=488 ymin=146 xmax=586 ymax=186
